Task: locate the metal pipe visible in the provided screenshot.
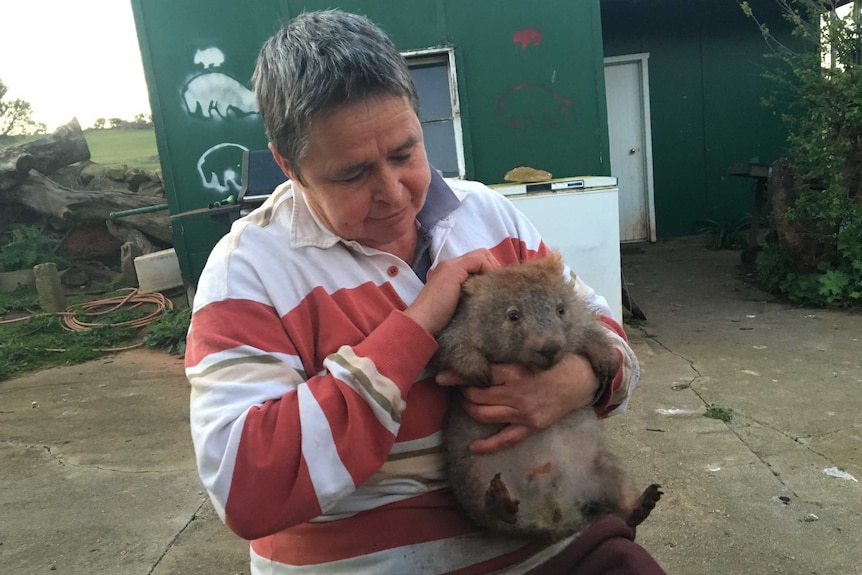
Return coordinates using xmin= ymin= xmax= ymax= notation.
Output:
xmin=109 ymin=204 xmax=170 ymax=218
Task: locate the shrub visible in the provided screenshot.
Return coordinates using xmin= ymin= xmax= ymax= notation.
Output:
xmin=143 ymin=308 xmax=191 ymax=355
xmin=0 ymin=226 xmax=69 ymax=272
xmin=742 ymin=1 xmax=862 ymax=306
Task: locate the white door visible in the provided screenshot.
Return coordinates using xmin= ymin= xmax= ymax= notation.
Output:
xmin=604 ymin=54 xmax=655 ymax=242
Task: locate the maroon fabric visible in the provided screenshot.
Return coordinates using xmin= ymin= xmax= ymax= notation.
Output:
xmin=525 ymin=516 xmax=667 ymax=575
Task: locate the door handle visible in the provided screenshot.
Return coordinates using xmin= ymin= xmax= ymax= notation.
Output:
xmin=629 ymin=148 xmax=637 ymax=154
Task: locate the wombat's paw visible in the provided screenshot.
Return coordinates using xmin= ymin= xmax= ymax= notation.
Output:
xmin=581 ymin=340 xmax=621 ymax=390
xmin=469 ymin=370 xmax=493 ymax=388
xmin=627 ymin=483 xmax=663 ymax=527
xmin=456 ymin=358 xmax=493 ymax=387
xmin=485 ymin=473 xmax=520 ymax=525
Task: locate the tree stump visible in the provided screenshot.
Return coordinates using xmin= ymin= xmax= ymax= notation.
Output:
xmin=768 ymin=158 xmax=833 ymax=272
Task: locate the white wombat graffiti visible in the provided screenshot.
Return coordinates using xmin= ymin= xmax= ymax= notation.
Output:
xmin=194 ymin=47 xmax=225 ymax=69
xmin=196 ymin=143 xmax=248 ymax=194
xmin=183 ymin=47 xmax=259 ymax=119
xmin=183 ymin=74 xmax=259 ymax=119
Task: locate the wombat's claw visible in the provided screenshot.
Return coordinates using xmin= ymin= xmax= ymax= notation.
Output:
xmin=627 ymin=483 xmax=663 ymax=527
xmin=485 ymin=473 xmax=520 ymax=525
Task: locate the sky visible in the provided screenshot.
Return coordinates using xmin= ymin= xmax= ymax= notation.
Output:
xmin=0 ymin=1 xmax=151 ymax=131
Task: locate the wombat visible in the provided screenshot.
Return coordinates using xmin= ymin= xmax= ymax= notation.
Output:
xmin=435 ymin=251 xmax=662 ymax=540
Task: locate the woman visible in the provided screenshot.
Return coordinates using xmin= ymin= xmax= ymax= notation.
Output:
xmin=186 ymin=9 xmax=662 ymax=574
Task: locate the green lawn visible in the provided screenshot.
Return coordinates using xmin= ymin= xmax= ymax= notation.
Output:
xmin=0 ymin=127 xmax=160 ymax=171
xmin=84 ymin=128 xmax=160 ymax=171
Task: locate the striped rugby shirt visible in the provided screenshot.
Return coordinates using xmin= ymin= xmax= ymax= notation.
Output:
xmin=186 ymin=171 xmax=640 ymax=574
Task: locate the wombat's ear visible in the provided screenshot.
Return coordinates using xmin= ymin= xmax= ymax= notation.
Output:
xmin=462 ymin=274 xmax=480 ymax=297
xmin=543 ymin=250 xmax=565 ymax=274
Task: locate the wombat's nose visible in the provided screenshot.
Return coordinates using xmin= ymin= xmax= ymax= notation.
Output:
xmin=539 ymin=342 xmax=562 ymax=362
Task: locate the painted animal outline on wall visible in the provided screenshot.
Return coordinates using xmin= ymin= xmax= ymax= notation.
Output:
xmin=497 ymin=83 xmax=573 ymax=130
xmin=194 ymin=47 xmax=225 ymax=68
xmin=182 ymin=46 xmax=259 ymax=120
xmin=196 ymin=142 xmax=248 ymax=194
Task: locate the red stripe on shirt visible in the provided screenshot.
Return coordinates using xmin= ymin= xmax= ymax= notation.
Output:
xmin=487 ymin=237 xmax=549 ymax=267
xmin=397 ymin=377 xmax=450 ymax=441
xmin=283 ymin=282 xmax=408 ymax=374
xmin=225 ymin=391 xmax=321 ymax=540
xmin=251 ymin=490 xmax=543 ymax=567
xmin=186 ymin=298 xmax=294 ymax=366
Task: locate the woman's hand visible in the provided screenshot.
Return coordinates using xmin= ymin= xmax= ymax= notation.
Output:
xmin=436 ymin=353 xmax=600 ymax=453
xmin=404 ymin=249 xmax=500 ymax=335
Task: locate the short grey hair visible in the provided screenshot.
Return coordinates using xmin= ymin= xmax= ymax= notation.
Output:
xmin=253 ymin=10 xmax=420 ymax=181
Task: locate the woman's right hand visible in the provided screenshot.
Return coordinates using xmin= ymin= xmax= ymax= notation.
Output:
xmin=404 ymin=249 xmax=500 ymax=335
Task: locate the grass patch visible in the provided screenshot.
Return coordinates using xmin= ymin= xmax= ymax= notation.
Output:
xmin=84 ymin=128 xmax=159 ymax=171
xmin=0 ymin=286 xmax=189 ymax=382
xmin=704 ymin=405 xmax=733 ymax=423
xmin=0 ymin=310 xmax=139 ymax=382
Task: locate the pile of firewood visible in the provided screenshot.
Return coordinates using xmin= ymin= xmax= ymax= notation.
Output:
xmin=0 ymin=119 xmax=172 ymax=255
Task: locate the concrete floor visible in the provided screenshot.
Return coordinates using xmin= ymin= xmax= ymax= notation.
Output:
xmin=1 ymin=237 xmax=860 ymax=574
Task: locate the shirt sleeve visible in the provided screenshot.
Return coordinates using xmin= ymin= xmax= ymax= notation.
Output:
xmin=186 ymin=299 xmax=438 ymax=540
xmin=568 ymin=266 xmax=640 ymax=418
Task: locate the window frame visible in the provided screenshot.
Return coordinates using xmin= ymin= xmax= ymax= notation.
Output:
xmin=402 ymin=47 xmax=466 ymax=179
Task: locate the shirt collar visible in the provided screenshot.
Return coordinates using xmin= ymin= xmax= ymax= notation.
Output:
xmin=417 ymin=167 xmax=461 ymax=231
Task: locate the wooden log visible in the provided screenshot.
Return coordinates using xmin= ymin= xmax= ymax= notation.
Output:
xmin=5 ymin=170 xmax=172 ymax=244
xmin=0 ymin=147 xmax=35 ymax=191
xmin=17 ymin=117 xmax=91 ymax=174
xmin=0 ymin=118 xmax=91 ymax=191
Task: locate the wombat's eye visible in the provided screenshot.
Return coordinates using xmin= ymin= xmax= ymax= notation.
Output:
xmin=557 ymin=304 xmax=566 ymax=316
xmin=506 ymin=307 xmax=520 ymax=322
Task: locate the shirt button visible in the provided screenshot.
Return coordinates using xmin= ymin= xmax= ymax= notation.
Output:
xmin=387 ymin=265 xmax=399 ymax=277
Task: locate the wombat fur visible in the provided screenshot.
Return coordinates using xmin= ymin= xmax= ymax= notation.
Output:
xmin=435 ymin=251 xmax=661 ymax=540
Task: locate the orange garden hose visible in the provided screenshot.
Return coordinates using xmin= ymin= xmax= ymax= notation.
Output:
xmin=60 ymin=288 xmax=173 ymax=331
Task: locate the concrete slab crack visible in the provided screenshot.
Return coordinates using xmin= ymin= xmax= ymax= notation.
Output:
xmin=0 ymin=440 xmax=190 ymax=473
xmin=147 ymin=498 xmax=209 ymax=575
xmin=634 ymin=329 xmax=798 ymax=491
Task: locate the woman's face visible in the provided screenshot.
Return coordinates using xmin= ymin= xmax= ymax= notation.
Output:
xmin=272 ymin=94 xmax=431 ymax=259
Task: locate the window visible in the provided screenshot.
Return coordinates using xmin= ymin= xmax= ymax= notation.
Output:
xmin=404 ymin=49 xmax=465 ymax=178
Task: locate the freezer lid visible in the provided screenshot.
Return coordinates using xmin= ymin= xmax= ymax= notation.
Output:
xmin=491 ymin=175 xmax=618 ymax=196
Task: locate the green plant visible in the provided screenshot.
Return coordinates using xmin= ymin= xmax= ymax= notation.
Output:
xmin=0 ymin=286 xmax=39 ymax=314
xmin=0 ymin=226 xmax=69 ymax=272
xmin=742 ymin=1 xmax=862 ymax=306
xmin=696 ymin=216 xmax=754 ymax=250
xmin=143 ymin=308 xmax=191 ymax=354
xmin=704 ymin=405 xmax=733 ymax=422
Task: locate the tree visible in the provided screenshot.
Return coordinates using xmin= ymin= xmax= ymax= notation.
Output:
xmin=0 ymin=78 xmax=38 ymax=136
xmin=132 ymin=112 xmax=153 ymax=128
xmin=92 ymin=118 xmax=106 ymax=130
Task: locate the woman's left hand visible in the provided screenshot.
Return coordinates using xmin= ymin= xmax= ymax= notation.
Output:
xmin=436 ymin=353 xmax=600 ymax=454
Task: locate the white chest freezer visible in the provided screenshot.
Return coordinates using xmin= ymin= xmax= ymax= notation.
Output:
xmin=491 ymin=176 xmax=622 ymax=322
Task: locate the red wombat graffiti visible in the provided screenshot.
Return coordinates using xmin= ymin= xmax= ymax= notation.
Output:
xmin=513 ymin=27 xmax=543 ymax=51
